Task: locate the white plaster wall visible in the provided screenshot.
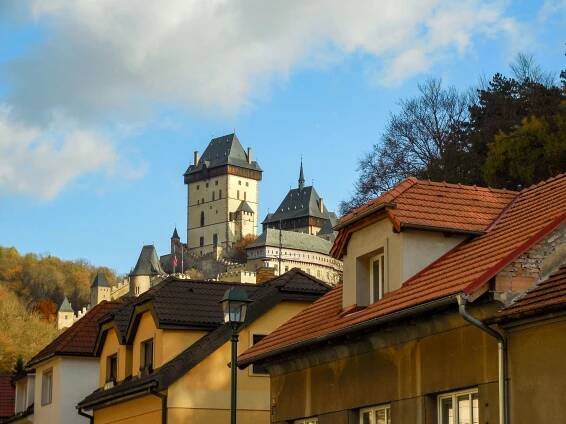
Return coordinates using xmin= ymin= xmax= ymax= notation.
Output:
xmin=58 ymin=358 xmax=99 ymax=424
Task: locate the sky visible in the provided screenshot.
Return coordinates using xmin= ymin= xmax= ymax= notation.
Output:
xmin=0 ymin=0 xmax=564 ymax=274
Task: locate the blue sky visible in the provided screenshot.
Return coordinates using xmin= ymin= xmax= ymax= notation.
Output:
xmin=0 ymin=1 xmax=564 ymax=274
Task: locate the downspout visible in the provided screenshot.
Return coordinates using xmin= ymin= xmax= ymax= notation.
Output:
xmin=78 ymin=407 xmax=94 ymax=424
xmin=150 ymin=390 xmax=168 ymax=424
xmin=457 ymin=294 xmax=508 ymax=424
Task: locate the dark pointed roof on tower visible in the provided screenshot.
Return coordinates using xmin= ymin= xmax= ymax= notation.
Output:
xmin=131 ymin=245 xmax=165 ymax=277
xmin=171 ymin=227 xmax=180 ymax=240
xmin=91 ymin=271 xmax=110 ymax=288
xmin=298 ymin=159 xmax=305 ymax=190
xmin=184 ymin=133 xmax=262 ymax=177
xmin=59 ymin=296 xmax=73 ymax=313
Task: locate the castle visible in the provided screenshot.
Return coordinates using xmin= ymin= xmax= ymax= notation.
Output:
xmin=58 ymin=133 xmax=343 ymax=328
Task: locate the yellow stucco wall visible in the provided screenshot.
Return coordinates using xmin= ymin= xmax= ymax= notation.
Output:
xmin=93 ymin=301 xmax=310 ymax=423
xmin=99 ymin=328 xmax=131 ymax=385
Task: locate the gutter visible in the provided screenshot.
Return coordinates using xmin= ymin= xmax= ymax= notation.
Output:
xmin=77 ymin=407 xmax=94 ymax=424
xmin=239 ymin=294 xmax=457 ymax=367
xmin=150 ymin=390 xmax=168 ymax=424
xmin=77 ymin=381 xmax=157 ymax=410
xmin=457 ymin=295 xmax=508 ymax=424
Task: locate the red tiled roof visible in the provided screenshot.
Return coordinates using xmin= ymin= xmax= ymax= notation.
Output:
xmin=27 ymin=300 xmax=123 ymax=368
xmin=0 ymin=375 xmax=15 ymax=418
xmin=494 ymin=265 xmax=566 ymax=321
xmin=332 ymin=178 xmax=516 ymax=258
xmin=239 ymin=174 xmax=566 ymax=365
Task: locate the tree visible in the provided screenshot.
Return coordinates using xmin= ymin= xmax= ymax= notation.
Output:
xmin=340 ymin=79 xmax=471 ymax=213
xmin=484 ymin=105 xmax=566 ymax=188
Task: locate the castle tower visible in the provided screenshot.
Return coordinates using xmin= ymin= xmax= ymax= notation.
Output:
xmin=184 ymin=133 xmax=262 ymax=255
xmin=171 ymin=227 xmax=180 ymax=254
xmin=57 ymin=296 xmax=74 ymax=330
xmin=90 ymin=271 xmax=111 ymax=306
xmin=130 ymin=245 xmax=165 ymax=296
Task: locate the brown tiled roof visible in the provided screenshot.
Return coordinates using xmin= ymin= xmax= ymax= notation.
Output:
xmin=27 ymin=301 xmax=123 ymax=368
xmin=493 ymin=265 xmax=566 ymax=322
xmin=0 ymin=375 xmax=15 ymax=418
xmin=239 ymin=174 xmax=566 ymax=366
xmin=78 ymin=269 xmax=329 ymax=410
xmin=332 ymin=178 xmax=516 ymax=258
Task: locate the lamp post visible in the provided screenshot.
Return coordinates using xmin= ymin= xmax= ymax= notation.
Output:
xmin=221 ymin=287 xmax=251 ymax=424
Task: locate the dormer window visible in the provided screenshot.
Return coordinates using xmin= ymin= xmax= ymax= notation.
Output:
xmin=106 ymin=354 xmax=118 ymax=384
xmin=370 ymin=253 xmax=385 ymax=302
xmin=140 ymin=338 xmax=154 ymax=374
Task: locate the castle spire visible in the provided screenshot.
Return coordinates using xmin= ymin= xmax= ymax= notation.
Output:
xmin=298 ymin=159 xmax=305 ymax=189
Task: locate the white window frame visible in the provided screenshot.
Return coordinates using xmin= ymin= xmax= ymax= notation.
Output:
xmin=437 ymin=388 xmax=479 ymax=424
xmin=41 ymin=368 xmax=53 ymax=406
xmin=369 ymin=253 xmax=385 ymax=302
xmin=294 ymin=418 xmax=318 ymax=424
xmin=359 ymin=404 xmax=391 ymax=424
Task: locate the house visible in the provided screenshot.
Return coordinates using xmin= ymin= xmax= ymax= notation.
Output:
xmin=0 ymin=375 xmax=15 ymax=421
xmin=77 ymin=269 xmax=329 ymax=423
xmin=5 ymin=301 xmax=124 ymax=424
xmin=238 ymin=175 xmax=566 ymax=424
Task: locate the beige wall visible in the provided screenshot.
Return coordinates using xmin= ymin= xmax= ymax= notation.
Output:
xmin=99 ymin=328 xmax=132 ymax=386
xmin=188 ymin=173 xmax=259 ymax=254
xmin=268 ymin=307 xmax=500 ymax=424
xmin=507 ymin=315 xmax=566 ymax=424
xmin=342 ymin=218 xmax=466 ymax=308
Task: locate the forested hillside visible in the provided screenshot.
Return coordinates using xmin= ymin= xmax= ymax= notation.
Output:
xmin=0 ymin=246 xmax=119 ymax=373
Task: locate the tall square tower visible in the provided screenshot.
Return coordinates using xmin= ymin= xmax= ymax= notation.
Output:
xmin=184 ymin=134 xmax=262 ymax=255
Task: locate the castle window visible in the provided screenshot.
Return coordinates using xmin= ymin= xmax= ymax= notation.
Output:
xmin=246 ymin=182 xmax=249 ymax=187
xmin=206 ymin=182 xmax=209 ymax=188
xmin=202 ymin=198 xmax=204 ymax=204
xmin=237 ymin=190 xmax=240 ymax=199
xmin=200 ymin=237 xmax=204 ymax=247
xmin=238 ymin=180 xmax=242 ymax=185
xmin=215 ymin=180 xmax=218 ymax=186
xmin=219 ymin=189 xmax=222 ymax=199
xmin=200 ymin=211 xmax=205 ymax=227
xmin=213 ymin=234 xmax=218 ymax=247
xmin=196 ymin=185 xmax=200 ymax=190
xmin=212 ymin=192 xmax=215 ymax=201
xmin=244 ymin=191 xmax=247 ymax=200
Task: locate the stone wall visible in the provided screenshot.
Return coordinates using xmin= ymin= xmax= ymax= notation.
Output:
xmin=495 ymin=224 xmax=566 ymax=304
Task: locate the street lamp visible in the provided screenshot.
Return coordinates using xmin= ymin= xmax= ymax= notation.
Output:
xmin=221 ymin=287 xmax=251 ymax=424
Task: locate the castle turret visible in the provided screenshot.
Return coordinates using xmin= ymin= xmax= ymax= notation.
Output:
xmin=298 ymin=159 xmax=305 ymax=190
xmin=90 ymin=271 xmax=111 ymax=306
xmin=130 ymin=245 xmax=165 ymax=296
xmin=171 ymin=227 xmax=180 ymax=254
xmin=57 ymin=296 xmax=74 ymax=330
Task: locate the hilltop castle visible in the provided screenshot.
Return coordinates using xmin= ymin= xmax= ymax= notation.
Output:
xmin=58 ymin=133 xmax=343 ymax=328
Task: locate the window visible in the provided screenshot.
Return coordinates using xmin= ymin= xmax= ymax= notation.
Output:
xmin=200 ymin=211 xmax=205 ymax=227
xmin=212 ymin=191 xmax=215 ymax=201
xmin=41 ymin=369 xmax=53 ymax=406
xmin=237 ymin=190 xmax=240 ymax=199
xmin=246 ymin=181 xmax=249 ymax=187
xmin=360 ymin=404 xmax=390 ymax=424
xmin=213 ymin=234 xmax=218 ymax=247
xmin=370 ymin=253 xmax=385 ymax=302
xmin=294 ymin=418 xmax=318 ymax=424
xmin=200 ymin=237 xmax=204 ymax=247
xmin=250 ymin=335 xmax=268 ymax=375
xmin=244 ymin=191 xmax=247 ymax=200
xmin=438 ymin=388 xmax=479 ymax=424
xmin=196 ymin=185 xmax=200 ymax=190
xmin=140 ymin=339 xmax=154 ymax=373
xmin=238 ymin=180 xmax=242 ymax=185
xmin=219 ymin=189 xmax=222 ymax=199
xmin=106 ymin=354 xmax=118 ymax=383
xmin=206 ymin=182 xmax=209 ymax=188
xmin=215 ymin=180 xmax=218 ymax=186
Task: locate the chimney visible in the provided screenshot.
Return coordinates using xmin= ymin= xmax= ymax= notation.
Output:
xmin=247 ymin=147 xmax=252 ymax=164
xmin=319 ymin=198 xmax=324 ymax=213
xmin=193 ymin=151 xmax=200 ymax=165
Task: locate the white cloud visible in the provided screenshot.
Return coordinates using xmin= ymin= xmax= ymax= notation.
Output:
xmin=3 ymin=0 xmax=517 ymax=123
xmin=0 ymin=106 xmax=117 ymax=199
xmin=1 ymin=0 xmax=519 ymax=198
